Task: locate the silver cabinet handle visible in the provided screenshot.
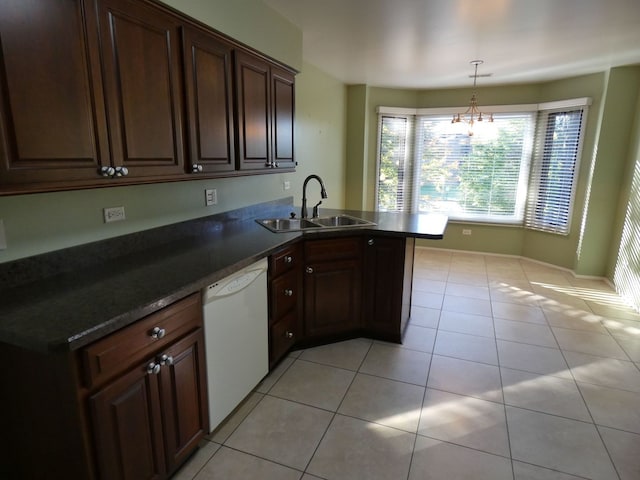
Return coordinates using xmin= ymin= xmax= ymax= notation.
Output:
xmin=150 ymin=326 xmax=166 ymax=339
xmin=146 ymin=362 xmax=161 ymax=375
xmin=368 ymin=238 xmax=375 ymax=246
xmin=285 ymin=331 xmax=294 ymax=339
xmin=284 ymin=289 xmax=293 ymax=296
xmin=158 ymin=354 xmax=174 ymax=366
xmin=114 ymin=166 xmax=129 ymax=177
xmin=305 ymin=267 xmax=314 ymax=274
xmin=99 ymin=166 xmax=115 ymax=177
xmin=284 ymin=255 xmax=293 ymax=264
xmin=191 ymin=164 xmax=203 ymax=173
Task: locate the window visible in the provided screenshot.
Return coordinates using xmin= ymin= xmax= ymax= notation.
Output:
xmin=525 ymin=108 xmax=586 ymax=234
xmin=376 ymin=99 xmax=589 ymax=233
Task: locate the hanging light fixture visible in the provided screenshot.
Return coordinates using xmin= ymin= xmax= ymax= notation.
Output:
xmin=452 ymin=60 xmax=493 ymax=136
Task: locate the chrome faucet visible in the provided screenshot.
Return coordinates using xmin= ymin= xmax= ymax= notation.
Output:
xmin=301 ymin=174 xmax=328 ymax=218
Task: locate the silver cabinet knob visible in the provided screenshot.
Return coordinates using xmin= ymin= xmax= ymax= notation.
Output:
xmin=99 ymin=166 xmax=115 ymax=177
xmin=285 ymin=331 xmax=294 ymax=339
xmin=150 ymin=326 xmax=166 ymax=339
xmin=284 ymin=289 xmax=293 ymax=296
xmin=158 ymin=354 xmax=174 ymax=366
xmin=114 ymin=166 xmax=129 ymax=177
xmin=146 ymin=362 xmax=161 ymax=375
xmin=368 ymin=238 xmax=375 ymax=246
xmin=191 ymin=164 xmax=203 ymax=173
xmin=284 ymin=255 xmax=293 ymax=264
xmin=305 ymin=267 xmax=314 ymax=274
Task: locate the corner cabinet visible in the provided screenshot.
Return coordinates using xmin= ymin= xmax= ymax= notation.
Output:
xmin=235 ymin=51 xmax=296 ymax=172
xmin=0 ymin=0 xmax=296 ymax=195
xmin=266 ymin=234 xmax=416 ymax=368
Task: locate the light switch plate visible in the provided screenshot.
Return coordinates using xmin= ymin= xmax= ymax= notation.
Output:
xmin=205 ymin=189 xmax=217 ymax=206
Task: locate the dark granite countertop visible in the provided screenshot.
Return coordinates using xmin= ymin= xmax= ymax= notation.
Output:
xmin=0 ymin=199 xmax=447 ymax=353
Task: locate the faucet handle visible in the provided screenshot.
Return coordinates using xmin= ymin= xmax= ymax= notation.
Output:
xmin=312 ymin=201 xmax=322 ymax=218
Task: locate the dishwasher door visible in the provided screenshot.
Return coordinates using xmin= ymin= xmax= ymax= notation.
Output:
xmin=203 ymin=258 xmax=269 ymax=432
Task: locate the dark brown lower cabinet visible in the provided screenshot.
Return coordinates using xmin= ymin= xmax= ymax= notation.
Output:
xmin=90 ymin=359 xmax=165 ymax=480
xmin=303 ymin=237 xmax=363 ymax=339
xmin=90 ymin=328 xmax=208 ymax=480
xmin=363 ymin=235 xmax=415 ymax=342
xmin=267 ymin=234 xmax=416 ymax=368
xmin=0 ymin=293 xmax=208 ymax=479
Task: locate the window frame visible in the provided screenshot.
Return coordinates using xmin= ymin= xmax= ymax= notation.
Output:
xmin=375 ymin=98 xmax=591 ymax=234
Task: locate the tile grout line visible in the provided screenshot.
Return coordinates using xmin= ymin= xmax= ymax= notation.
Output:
xmin=297 ymin=339 xmax=375 ymax=477
xmin=406 ymin=293 xmax=443 ymax=480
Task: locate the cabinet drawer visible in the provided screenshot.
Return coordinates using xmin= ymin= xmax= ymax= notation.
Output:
xmin=269 ymin=243 xmax=301 ymax=277
xmin=304 ymin=236 xmax=361 ymax=263
xmin=270 ymin=311 xmax=297 ymax=366
xmin=270 ymin=270 xmax=298 ymax=321
xmin=82 ymin=293 xmax=202 ymax=389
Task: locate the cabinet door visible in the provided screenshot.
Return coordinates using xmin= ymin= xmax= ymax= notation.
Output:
xmin=303 ymin=236 xmax=363 ymax=340
xmin=0 ymin=0 xmax=110 ymax=191
xmin=96 ymin=0 xmax=185 ymax=178
xmin=234 ymin=51 xmax=271 ymax=171
xmin=304 ymin=258 xmax=362 ymax=338
xmin=271 ymin=67 xmax=295 ymax=169
xmin=90 ymin=361 xmax=165 ymax=480
xmin=182 ymin=27 xmax=235 ymax=175
xmin=363 ymin=236 xmax=406 ymax=342
xmin=158 ymin=329 xmax=209 ymax=474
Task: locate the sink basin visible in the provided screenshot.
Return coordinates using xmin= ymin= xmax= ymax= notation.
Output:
xmin=311 ymin=215 xmax=375 ymax=228
xmin=256 ymin=214 xmax=376 ymax=232
xmin=257 ymin=218 xmax=321 ymax=232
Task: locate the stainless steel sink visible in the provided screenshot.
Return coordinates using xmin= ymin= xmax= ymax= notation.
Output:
xmin=311 ymin=215 xmax=375 ymax=228
xmin=256 ymin=214 xmax=376 ymax=232
xmin=257 ymin=218 xmax=322 ymax=233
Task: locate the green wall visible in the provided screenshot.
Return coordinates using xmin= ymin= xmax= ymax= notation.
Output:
xmin=0 ymin=1 xmax=347 ymax=263
xmin=345 ymin=69 xmax=640 ymax=277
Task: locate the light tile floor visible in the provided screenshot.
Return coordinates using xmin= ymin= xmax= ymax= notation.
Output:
xmin=173 ymin=248 xmax=640 ymax=480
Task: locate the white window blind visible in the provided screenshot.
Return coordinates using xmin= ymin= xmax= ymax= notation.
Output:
xmin=525 ymin=107 xmax=586 ymax=234
xmin=377 ymin=115 xmax=414 ymax=212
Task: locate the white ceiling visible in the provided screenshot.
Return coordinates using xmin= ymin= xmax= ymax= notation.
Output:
xmin=263 ymin=0 xmax=640 ymax=89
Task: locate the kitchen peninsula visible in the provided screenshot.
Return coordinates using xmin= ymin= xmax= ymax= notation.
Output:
xmin=0 ymin=198 xmax=447 ymax=479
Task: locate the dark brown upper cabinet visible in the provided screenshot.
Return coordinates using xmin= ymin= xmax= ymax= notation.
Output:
xmin=0 ymin=0 xmax=110 ymax=192
xmin=96 ymin=0 xmax=186 ymax=179
xmin=235 ymin=51 xmax=295 ymax=172
xmin=0 ymin=0 xmax=296 ymax=195
xmin=181 ymin=27 xmax=235 ymax=175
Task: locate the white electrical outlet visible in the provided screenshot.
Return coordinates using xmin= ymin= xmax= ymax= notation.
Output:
xmin=0 ymin=219 xmax=7 ymax=249
xmin=103 ymin=206 xmax=126 ymax=223
xmin=462 ymin=229 xmax=472 ymax=236
xmin=205 ymin=189 xmax=217 ymax=206
xmin=283 ymin=181 xmax=291 ymax=191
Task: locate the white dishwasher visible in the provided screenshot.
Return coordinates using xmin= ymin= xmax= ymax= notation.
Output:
xmin=203 ymin=258 xmax=269 ymax=432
